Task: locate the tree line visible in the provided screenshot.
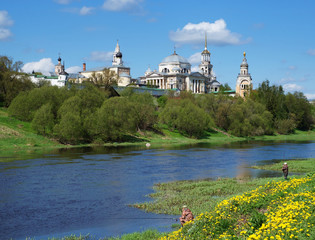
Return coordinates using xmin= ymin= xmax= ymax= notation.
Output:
xmin=1 ymin=56 xmax=314 ymax=143
xmin=6 ymin=81 xmax=314 ymax=144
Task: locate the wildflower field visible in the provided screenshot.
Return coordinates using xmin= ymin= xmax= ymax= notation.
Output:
xmin=161 ymin=173 xmax=315 ymax=240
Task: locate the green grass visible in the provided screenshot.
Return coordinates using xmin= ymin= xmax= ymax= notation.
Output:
xmin=0 ymin=107 xmax=63 ymax=160
xmin=132 ymin=177 xmax=283 ymax=216
xmin=162 ymin=173 xmax=315 ymax=239
xmin=252 ymin=158 xmax=315 ymax=173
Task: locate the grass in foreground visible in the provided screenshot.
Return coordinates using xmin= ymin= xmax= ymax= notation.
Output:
xmin=133 ymin=177 xmax=282 ymax=216
xmin=162 ymin=173 xmax=315 ymax=240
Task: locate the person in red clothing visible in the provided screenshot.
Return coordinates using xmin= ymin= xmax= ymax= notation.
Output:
xmin=179 ymin=205 xmax=194 ymax=227
xmin=282 ymin=162 xmax=289 ymax=180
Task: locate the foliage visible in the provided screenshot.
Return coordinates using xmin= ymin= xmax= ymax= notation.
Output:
xmin=129 ymin=93 xmax=157 ymax=131
xmin=8 ymin=86 xmax=74 ymax=121
xmin=54 ymin=84 xmax=105 ymax=143
xmin=88 ymin=68 xmax=119 ymax=91
xmin=275 ymin=118 xmax=296 ymax=135
xmin=159 ymin=99 xmax=211 ymax=137
xmin=0 ymin=55 xmax=35 ymax=106
xmin=90 ymin=97 xmax=136 ymax=142
xmin=219 ymin=83 xmax=232 ymax=92
xmin=31 ymin=103 xmax=54 ymax=136
xmin=253 ymin=80 xmax=287 ymax=121
xmin=161 ymin=174 xmax=315 ymax=240
xmin=227 ymin=98 xmax=273 ymax=137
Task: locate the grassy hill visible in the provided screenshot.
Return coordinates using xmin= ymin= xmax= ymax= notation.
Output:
xmin=0 ymin=107 xmax=62 ymax=158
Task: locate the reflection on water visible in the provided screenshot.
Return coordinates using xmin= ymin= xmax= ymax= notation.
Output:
xmin=0 ymin=141 xmax=314 ymax=240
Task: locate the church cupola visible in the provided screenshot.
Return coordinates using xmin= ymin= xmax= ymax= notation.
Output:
xmin=240 ymin=51 xmax=249 ymax=75
xmin=112 ymin=40 xmax=123 ymax=66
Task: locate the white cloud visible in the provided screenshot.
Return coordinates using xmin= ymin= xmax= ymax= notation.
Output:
xmin=283 ymin=83 xmax=303 ymax=92
xmin=307 ymin=49 xmax=315 ymax=56
xmin=0 ymin=28 xmax=12 ymax=41
xmin=0 ymin=11 xmax=13 ymax=41
xmin=0 ymin=11 xmax=13 ymax=27
xmin=304 ymin=93 xmax=315 ymax=100
xmin=170 ymin=19 xmax=250 ymax=46
xmin=22 ymin=58 xmax=55 ymax=75
xmin=188 ymin=52 xmax=201 ymax=64
xmin=86 ymin=51 xmax=113 ymax=62
xmin=80 ymin=6 xmax=94 ymax=15
xmin=66 ymin=66 xmax=82 ymax=73
xmin=103 ymin=0 xmax=143 ymax=11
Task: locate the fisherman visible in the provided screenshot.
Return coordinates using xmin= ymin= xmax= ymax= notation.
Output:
xmin=282 ymin=162 xmax=289 ymax=180
xmin=179 ymin=205 xmax=194 ymax=227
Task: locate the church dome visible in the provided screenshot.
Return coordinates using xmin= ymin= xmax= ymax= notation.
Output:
xmin=241 ymin=59 xmax=248 ymax=67
xmin=116 ymin=52 xmax=122 ymax=58
xmin=161 ymin=52 xmax=190 ymax=65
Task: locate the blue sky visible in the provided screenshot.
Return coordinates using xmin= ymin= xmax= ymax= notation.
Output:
xmin=1 ymin=0 xmax=315 ymax=99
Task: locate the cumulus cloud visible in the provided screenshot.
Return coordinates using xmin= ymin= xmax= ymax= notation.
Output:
xmin=188 ymin=52 xmax=201 ymax=64
xmin=0 ymin=10 xmax=13 ymax=26
xmin=22 ymin=58 xmax=55 ymax=75
xmin=304 ymin=93 xmax=315 ymax=100
xmin=86 ymin=51 xmax=113 ymax=62
xmin=170 ymin=19 xmax=250 ymax=46
xmin=80 ymin=6 xmax=94 ymax=15
xmin=0 ymin=11 xmax=13 ymax=41
xmin=102 ymin=0 xmax=143 ymax=11
xmin=307 ymin=49 xmax=315 ymax=56
xmin=66 ymin=66 xmax=82 ymax=73
xmin=283 ymin=83 xmax=303 ymax=92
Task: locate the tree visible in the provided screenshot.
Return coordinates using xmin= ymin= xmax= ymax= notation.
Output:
xmin=159 ymin=99 xmax=211 ymax=138
xmin=129 ymin=93 xmax=157 ymax=131
xmin=91 ymin=97 xmax=136 ymax=142
xmin=219 ymin=83 xmax=232 ymax=92
xmin=285 ymin=92 xmax=314 ymax=130
xmin=31 ymin=103 xmax=54 ymax=136
xmin=253 ymin=80 xmax=287 ymax=121
xmin=0 ymin=56 xmax=35 ymax=106
xmin=88 ymin=68 xmax=119 ymax=91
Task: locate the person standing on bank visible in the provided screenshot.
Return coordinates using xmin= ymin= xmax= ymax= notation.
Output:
xmin=282 ymin=162 xmax=289 ymax=180
xmin=179 ymin=205 xmax=194 ymax=227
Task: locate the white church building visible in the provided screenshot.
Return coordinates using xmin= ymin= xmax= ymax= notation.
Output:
xmin=140 ymin=35 xmax=221 ymax=93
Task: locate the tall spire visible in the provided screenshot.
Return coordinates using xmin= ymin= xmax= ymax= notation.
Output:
xmin=115 ymin=40 xmax=120 ymax=53
xmin=205 ymin=32 xmax=208 ymax=50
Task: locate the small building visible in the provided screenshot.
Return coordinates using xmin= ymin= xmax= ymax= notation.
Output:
xmin=79 ymin=41 xmax=131 ymax=87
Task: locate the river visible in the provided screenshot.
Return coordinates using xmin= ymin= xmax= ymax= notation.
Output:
xmin=0 ymin=141 xmax=314 ymax=240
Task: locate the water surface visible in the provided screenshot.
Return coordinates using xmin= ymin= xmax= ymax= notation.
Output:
xmin=0 ymin=141 xmax=314 ymax=239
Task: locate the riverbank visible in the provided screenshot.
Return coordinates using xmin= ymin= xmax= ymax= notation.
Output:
xmin=49 ymin=159 xmax=315 ymax=240
xmin=1 ymin=107 xmax=315 ymax=160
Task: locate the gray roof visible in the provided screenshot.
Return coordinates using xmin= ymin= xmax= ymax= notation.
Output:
xmin=160 ymin=52 xmax=190 ymax=65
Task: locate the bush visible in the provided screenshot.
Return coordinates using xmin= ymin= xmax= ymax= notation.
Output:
xmin=159 ymin=99 xmax=211 ymax=138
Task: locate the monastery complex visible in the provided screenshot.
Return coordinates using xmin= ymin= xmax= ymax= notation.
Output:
xmin=29 ymin=36 xmax=253 ymax=97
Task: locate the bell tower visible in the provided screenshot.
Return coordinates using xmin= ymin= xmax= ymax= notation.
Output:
xmin=236 ymin=52 xmax=253 ymax=98
xmin=199 ymin=33 xmax=213 ymax=77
